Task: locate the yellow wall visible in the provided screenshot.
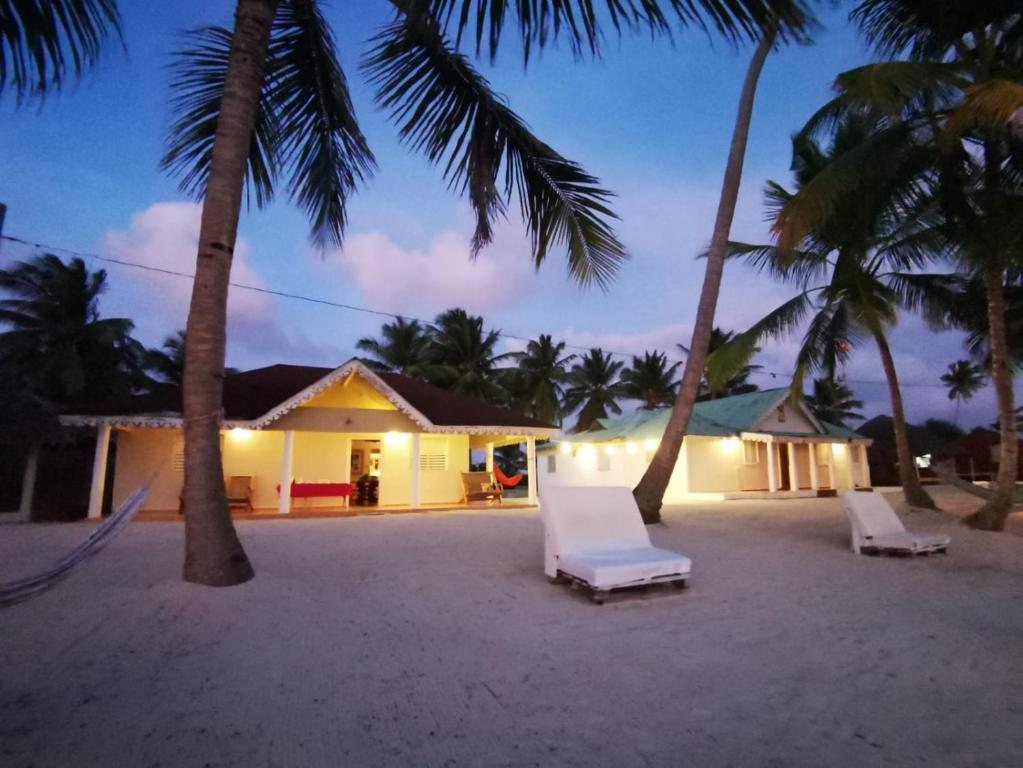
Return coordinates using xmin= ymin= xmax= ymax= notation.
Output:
xmin=112 ymin=428 xmax=182 ymax=511
xmin=222 ymin=429 xmax=284 ymax=509
xmin=301 ymin=373 xmax=397 ymax=410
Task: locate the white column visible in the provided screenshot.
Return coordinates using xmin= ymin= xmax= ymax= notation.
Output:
xmin=17 ymin=442 xmax=41 ymax=521
xmin=859 ymin=444 xmax=871 ymax=487
xmin=808 ymin=443 xmax=820 ymax=491
xmin=341 ymin=438 xmax=352 ymax=507
xmin=410 ymin=433 xmax=421 ymax=508
xmin=526 ymin=437 xmax=538 ymax=505
xmin=485 ymin=442 xmax=495 ymax=473
xmin=787 ymin=442 xmax=800 ymax=492
xmin=279 ymin=430 xmax=294 ymax=514
xmin=87 ymin=423 xmax=112 ymax=520
xmin=766 ymin=441 xmax=778 ymax=493
xmin=828 ymin=443 xmax=837 ymax=489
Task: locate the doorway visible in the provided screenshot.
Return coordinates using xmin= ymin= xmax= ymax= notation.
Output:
xmin=350 ymin=439 xmax=380 ymax=506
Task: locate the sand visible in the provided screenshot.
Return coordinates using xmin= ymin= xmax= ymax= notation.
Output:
xmin=1 ymin=486 xmax=1021 ymax=767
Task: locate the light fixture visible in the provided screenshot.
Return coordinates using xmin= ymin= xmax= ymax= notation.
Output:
xmin=605 ymin=444 xmax=616 ymax=455
xmin=559 ymin=442 xmax=573 ymax=455
xmin=383 ymin=431 xmax=409 ymax=446
xmin=644 ymin=439 xmax=659 ymax=451
xmin=229 ymin=427 xmax=251 ymax=441
xmin=625 ymin=442 xmax=638 ymax=455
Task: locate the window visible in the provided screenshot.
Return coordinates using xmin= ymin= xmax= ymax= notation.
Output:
xmin=776 ymin=404 xmax=786 ymax=423
xmin=419 ymin=439 xmax=447 ymax=471
xmin=546 ymin=454 xmax=557 ymax=474
xmin=743 ymin=441 xmax=759 ymax=465
xmin=597 ymin=452 xmax=611 ymax=472
xmin=171 ymin=440 xmax=185 ymax=472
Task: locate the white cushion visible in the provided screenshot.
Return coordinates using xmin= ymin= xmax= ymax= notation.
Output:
xmin=541 ymin=486 xmax=692 ymax=589
xmin=559 ymin=546 xmax=692 ymax=589
xmin=865 ymin=531 xmax=950 ymax=554
xmin=841 ymin=491 xmax=950 ymax=554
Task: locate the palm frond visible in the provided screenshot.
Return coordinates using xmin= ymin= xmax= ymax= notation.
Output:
xmin=161 ymin=26 xmax=279 ymax=207
xmin=721 ymin=240 xmax=832 ymax=287
xmin=0 ymin=0 xmax=122 ymax=104
xmin=833 ymin=61 xmax=965 ymax=116
xmin=266 ymin=0 xmax=376 ymax=247
xmin=364 ymin=10 xmax=626 ymax=288
xmin=422 ymin=0 xmax=810 ymax=63
xmin=944 ymin=79 xmax=1023 ymax=140
xmin=712 ymin=291 xmax=819 ymax=380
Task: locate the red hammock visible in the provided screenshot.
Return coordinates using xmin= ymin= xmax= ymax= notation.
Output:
xmin=494 ymin=465 xmax=523 ymax=488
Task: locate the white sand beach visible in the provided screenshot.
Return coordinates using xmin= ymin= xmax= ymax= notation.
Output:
xmin=2 ymin=487 xmax=1022 ymax=767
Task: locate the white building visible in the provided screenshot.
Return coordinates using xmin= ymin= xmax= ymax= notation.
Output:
xmin=538 ymin=388 xmax=871 ymax=501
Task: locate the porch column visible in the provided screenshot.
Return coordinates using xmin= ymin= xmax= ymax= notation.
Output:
xmin=341 ymin=439 xmax=352 ymax=507
xmin=410 ymin=433 xmax=421 ymax=508
xmin=526 ymin=437 xmax=538 ymax=505
xmin=279 ymin=430 xmax=294 ymax=515
xmin=17 ymin=442 xmax=41 ymax=522
xmin=766 ymin=440 xmax=778 ymax=493
xmin=787 ymin=442 xmax=800 ymax=492
xmin=86 ymin=423 xmax=111 ymax=520
xmin=808 ymin=443 xmax=820 ymax=491
xmin=828 ymin=443 xmax=838 ymax=489
xmin=859 ymin=444 xmax=871 ymax=487
xmin=485 ymin=442 xmax=495 ymax=473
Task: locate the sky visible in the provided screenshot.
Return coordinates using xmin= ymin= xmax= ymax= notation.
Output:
xmin=1 ymin=0 xmax=1017 ymax=428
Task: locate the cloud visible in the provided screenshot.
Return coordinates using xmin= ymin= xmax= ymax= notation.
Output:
xmin=323 ymin=225 xmax=539 ymax=316
xmin=99 ymin=202 xmax=342 ymax=367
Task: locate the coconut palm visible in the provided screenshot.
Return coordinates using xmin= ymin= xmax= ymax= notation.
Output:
xmin=0 ymin=254 xmax=148 ymax=403
xmin=680 ymin=327 xmax=761 ymax=400
xmin=774 ymin=1 xmax=1023 ymax=527
xmin=507 ymin=335 xmax=574 ymax=426
xmin=356 ymin=317 xmax=432 ymax=377
xmin=804 ymin=377 xmax=863 ymax=427
xmin=711 ymin=113 xmax=943 ymax=508
xmin=619 ymin=350 xmax=679 ymax=410
xmin=145 ymin=330 xmax=237 ymax=389
xmin=0 ymin=0 xmax=122 ymax=104
xmin=563 ymin=348 xmax=624 ymax=432
xmin=940 ymin=360 xmax=985 ymax=424
xmin=427 ymin=308 xmax=508 ymax=402
xmin=165 ymin=0 xmax=804 ymax=583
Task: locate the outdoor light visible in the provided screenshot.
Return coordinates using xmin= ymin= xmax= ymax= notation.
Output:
xmin=383 ymin=431 xmax=409 ymax=446
xmin=625 ymin=442 xmax=638 ymax=455
xmin=229 ymin=427 xmax=251 ymax=441
xmin=644 ymin=439 xmax=658 ymax=451
xmin=578 ymin=444 xmax=598 ymax=467
xmin=605 ymin=444 xmax=616 ymax=455
xmin=722 ymin=436 xmax=739 ymax=451
xmin=559 ymin=442 xmax=573 ymax=455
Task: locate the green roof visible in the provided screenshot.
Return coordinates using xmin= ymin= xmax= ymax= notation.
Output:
xmin=551 ymin=388 xmax=867 ymax=446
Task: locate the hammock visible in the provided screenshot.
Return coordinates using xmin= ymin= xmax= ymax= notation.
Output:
xmin=0 ymin=485 xmax=150 ymax=609
xmin=932 ymin=462 xmax=1023 ymax=504
xmin=494 ymin=465 xmax=523 ymax=488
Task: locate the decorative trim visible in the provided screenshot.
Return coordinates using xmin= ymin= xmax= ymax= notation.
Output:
xmin=740 ymin=431 xmax=872 ymax=446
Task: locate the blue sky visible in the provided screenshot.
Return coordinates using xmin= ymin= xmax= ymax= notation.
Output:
xmin=1 ymin=1 xmax=1016 ymax=427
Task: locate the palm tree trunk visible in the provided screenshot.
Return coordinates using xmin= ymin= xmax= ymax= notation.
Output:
xmin=181 ymin=0 xmax=278 ymax=585
xmin=872 ymin=330 xmax=936 ymax=509
xmin=633 ymin=26 xmax=777 ymax=523
xmin=966 ymin=253 xmax=1018 ymax=530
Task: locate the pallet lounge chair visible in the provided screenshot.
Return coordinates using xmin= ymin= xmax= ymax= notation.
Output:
xmin=226 ymin=475 xmax=254 ymax=513
xmin=542 ymin=486 xmax=691 ymax=604
xmin=461 ymin=471 xmax=502 ymax=504
xmin=841 ymin=490 xmax=949 ymax=557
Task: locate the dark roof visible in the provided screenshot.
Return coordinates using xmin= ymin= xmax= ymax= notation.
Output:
xmin=65 ymin=363 xmax=553 ymax=430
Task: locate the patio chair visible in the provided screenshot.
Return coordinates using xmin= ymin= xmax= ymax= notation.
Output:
xmin=542 ymin=486 xmax=692 ymax=604
xmin=840 ymin=490 xmax=949 ymax=557
xmin=226 ymin=475 xmax=254 ymax=513
xmin=461 ymin=471 xmax=502 ymax=504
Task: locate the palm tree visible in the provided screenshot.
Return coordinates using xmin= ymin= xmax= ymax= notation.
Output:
xmin=0 ymin=254 xmax=148 ymax=403
xmin=619 ymin=350 xmax=679 ymax=410
xmin=508 ymin=335 xmax=574 ymax=425
xmin=356 ymin=317 xmax=432 ymax=377
xmin=805 ymin=377 xmax=864 ymax=427
xmin=427 ymin=308 xmax=508 ymax=402
xmin=563 ymin=348 xmax=624 ymax=432
xmin=778 ymin=1 xmax=1023 ymax=527
xmin=680 ymin=327 xmax=761 ymax=400
xmin=940 ymin=360 xmax=985 ymax=424
xmin=0 ymin=0 xmax=122 ymax=104
xmin=632 ymin=25 xmax=782 ymax=522
xmin=145 ymin=330 xmax=236 ymax=389
xmin=710 ymin=114 xmax=942 ymax=508
xmin=163 ymin=0 xmax=807 ymax=583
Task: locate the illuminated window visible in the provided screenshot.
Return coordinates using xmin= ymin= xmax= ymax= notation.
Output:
xmin=743 ymin=441 xmax=759 ymax=465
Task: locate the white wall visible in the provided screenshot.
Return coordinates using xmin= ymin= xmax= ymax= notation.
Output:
xmin=685 ymin=436 xmax=746 ymax=493
xmin=538 ymin=441 xmax=689 ymax=500
xmin=112 ymin=428 xmax=182 ymax=511
xmin=754 ymin=403 xmax=818 ymax=434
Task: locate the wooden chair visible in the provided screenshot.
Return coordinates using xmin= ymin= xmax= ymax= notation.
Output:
xmin=226 ymin=475 xmax=254 ymax=513
xmin=461 ymin=471 xmax=502 ymax=504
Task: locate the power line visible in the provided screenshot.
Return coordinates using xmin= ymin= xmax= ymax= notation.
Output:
xmin=0 ymin=233 xmax=1013 ymax=391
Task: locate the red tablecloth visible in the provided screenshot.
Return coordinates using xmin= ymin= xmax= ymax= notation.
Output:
xmin=276 ymin=482 xmax=353 ymax=498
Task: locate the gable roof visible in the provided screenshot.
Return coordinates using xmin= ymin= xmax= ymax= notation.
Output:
xmin=62 ymin=360 xmax=553 ymax=433
xmin=558 ymin=388 xmax=867 ymax=444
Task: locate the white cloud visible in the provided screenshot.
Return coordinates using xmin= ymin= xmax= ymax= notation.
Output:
xmin=99 ymin=202 xmax=342 ymax=366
